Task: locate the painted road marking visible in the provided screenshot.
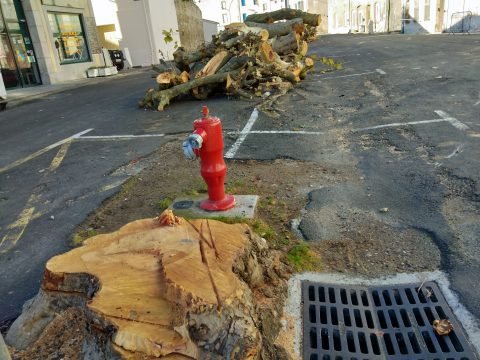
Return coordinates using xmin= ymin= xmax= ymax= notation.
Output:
xmin=78 ymin=134 xmax=165 ymax=140
xmin=0 ymin=200 xmax=36 ymax=252
xmin=355 ymin=119 xmax=447 ymax=132
xmin=355 ymin=111 xmax=468 ymax=133
xmin=445 ymin=144 xmax=465 ymax=159
xmin=320 ymin=71 xmax=376 ymax=80
xmin=48 ymin=141 xmax=72 ymax=172
xmin=376 ymin=68 xmax=386 ymax=75
xmin=228 ymin=130 xmax=325 ymax=135
xmin=224 ymin=111 xmax=467 ymax=159
xmin=0 ymin=141 xmax=72 ymax=253
xmin=0 ymin=128 xmax=93 ymax=174
xmin=225 ymin=108 xmax=258 ymax=159
xmin=435 ymin=110 xmax=469 ymax=131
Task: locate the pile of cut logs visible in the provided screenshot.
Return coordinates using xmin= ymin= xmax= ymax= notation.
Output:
xmin=139 ymin=9 xmax=321 ymax=111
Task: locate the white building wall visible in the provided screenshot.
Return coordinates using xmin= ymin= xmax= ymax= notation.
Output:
xmin=116 ymin=0 xmax=181 ymax=66
xmin=403 ymin=0 xmax=480 ymax=34
xmin=116 ymin=0 xmax=152 ymax=66
xmin=203 ymin=19 xmax=219 ymax=43
xmin=148 ymin=0 xmax=181 ymax=60
xmin=194 ymin=0 xmax=241 ymax=29
xmin=443 ymin=0 xmax=480 ymax=33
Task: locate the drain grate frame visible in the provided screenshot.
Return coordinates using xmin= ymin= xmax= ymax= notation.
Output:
xmin=302 ymin=281 xmax=478 ymax=360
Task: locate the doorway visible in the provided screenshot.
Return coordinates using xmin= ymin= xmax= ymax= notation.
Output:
xmin=0 ymin=0 xmax=41 ymax=89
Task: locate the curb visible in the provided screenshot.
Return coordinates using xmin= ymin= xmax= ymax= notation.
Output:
xmin=0 ymin=333 xmax=11 ymax=360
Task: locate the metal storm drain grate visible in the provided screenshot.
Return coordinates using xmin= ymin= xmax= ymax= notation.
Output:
xmin=302 ymin=281 xmax=478 ymax=360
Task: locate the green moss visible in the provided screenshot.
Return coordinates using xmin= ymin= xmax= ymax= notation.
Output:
xmin=71 ymin=228 xmax=98 ymax=247
xmin=286 ymin=243 xmax=321 ymax=272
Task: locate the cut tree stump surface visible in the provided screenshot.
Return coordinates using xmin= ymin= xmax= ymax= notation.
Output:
xmin=42 ymin=218 xmax=258 ymax=358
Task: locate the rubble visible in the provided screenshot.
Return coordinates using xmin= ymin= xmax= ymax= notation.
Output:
xmin=139 ymin=9 xmax=321 ymax=111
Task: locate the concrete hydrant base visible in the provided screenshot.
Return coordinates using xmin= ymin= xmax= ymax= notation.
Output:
xmin=170 ymin=195 xmax=258 ymax=219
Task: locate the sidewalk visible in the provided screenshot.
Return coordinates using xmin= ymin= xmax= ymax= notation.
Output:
xmin=4 ymin=67 xmax=150 ymax=108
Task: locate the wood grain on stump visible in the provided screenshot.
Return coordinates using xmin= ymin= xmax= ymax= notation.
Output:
xmin=41 ymin=217 xmax=262 ymax=359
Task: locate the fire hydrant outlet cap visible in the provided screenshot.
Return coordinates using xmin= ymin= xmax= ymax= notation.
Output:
xmin=182 ymin=140 xmax=196 ymax=160
xmin=188 ymin=133 xmax=204 ymax=149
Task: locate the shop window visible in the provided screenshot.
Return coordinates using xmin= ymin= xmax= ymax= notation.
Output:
xmin=48 ymin=12 xmax=90 ymax=64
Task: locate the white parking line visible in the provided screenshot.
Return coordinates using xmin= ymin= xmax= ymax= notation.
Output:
xmin=435 ymin=110 xmax=470 ymax=131
xmin=320 ymin=71 xmax=376 ymax=80
xmin=0 ymin=128 xmax=93 ymax=174
xmin=355 ymin=111 xmax=468 ymax=132
xmin=78 ymin=134 xmax=165 ymax=140
xmin=225 ymin=108 xmax=258 ymax=159
xmin=354 ymin=119 xmax=446 ymax=132
xmin=228 ymin=130 xmax=324 ymax=135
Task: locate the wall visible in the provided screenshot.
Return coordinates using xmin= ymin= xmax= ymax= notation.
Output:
xmin=403 ymin=0 xmax=480 ymax=34
xmin=91 ymin=0 xmax=122 ymax=50
xmin=174 ymin=0 xmax=204 ymax=51
xmin=23 ymin=0 xmax=103 ymax=85
xmin=97 ymin=24 xmax=119 ymax=50
xmin=116 ymin=0 xmax=153 ymax=66
xmin=443 ymin=0 xmax=480 ymax=33
xmin=147 ymin=0 xmax=181 ymax=62
xmin=328 ymin=0 xmax=402 ymax=34
xmin=307 ymin=0 xmax=328 ymax=33
xmin=203 ymin=19 xmax=219 ymax=43
xmin=194 ymin=0 xmax=241 ymax=29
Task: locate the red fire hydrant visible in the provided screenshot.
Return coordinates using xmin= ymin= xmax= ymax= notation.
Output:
xmin=183 ymin=106 xmax=236 ymax=211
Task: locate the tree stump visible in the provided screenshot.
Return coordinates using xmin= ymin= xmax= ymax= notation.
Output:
xmin=6 ymin=216 xmax=285 ymax=359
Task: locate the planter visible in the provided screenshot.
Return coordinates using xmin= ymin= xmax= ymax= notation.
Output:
xmin=97 ymin=66 xmax=118 ymax=77
xmin=87 ymin=68 xmax=99 ymax=78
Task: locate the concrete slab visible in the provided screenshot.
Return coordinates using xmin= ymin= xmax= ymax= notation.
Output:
xmin=170 ymin=195 xmax=258 ymax=219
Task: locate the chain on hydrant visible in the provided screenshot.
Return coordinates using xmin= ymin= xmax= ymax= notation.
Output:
xmin=183 ymin=106 xmax=236 ymax=211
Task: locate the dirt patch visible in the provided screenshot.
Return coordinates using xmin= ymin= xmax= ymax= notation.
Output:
xmin=73 ymin=136 xmax=351 ymax=252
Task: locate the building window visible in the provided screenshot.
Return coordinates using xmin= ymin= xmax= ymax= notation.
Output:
xmin=48 ymin=12 xmax=90 ymax=64
xmin=222 ymin=13 xmax=228 ymax=23
xmin=263 ymin=3 xmax=268 ymax=11
xmin=241 ymin=0 xmax=246 ymax=6
xmin=221 ymin=1 xmax=227 ymax=10
xmin=253 ymin=0 xmax=258 ymax=5
xmin=424 ymin=0 xmax=430 ymax=21
xmin=242 ymin=13 xmax=247 ymax=21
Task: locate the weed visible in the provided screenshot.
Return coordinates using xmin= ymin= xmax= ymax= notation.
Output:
xmin=157 ymin=197 xmax=173 ymax=211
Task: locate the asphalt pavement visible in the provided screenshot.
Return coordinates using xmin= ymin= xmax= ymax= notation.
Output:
xmin=1 ymin=33 xmax=480 ymax=334
xmin=0 ymin=68 xmax=255 ymax=324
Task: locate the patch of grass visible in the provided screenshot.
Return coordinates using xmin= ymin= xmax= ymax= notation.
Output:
xmin=157 ymin=197 xmax=173 ymax=211
xmin=286 ymin=243 xmax=321 ymax=272
xmin=183 ymin=179 xmax=207 ymax=196
xmin=120 ymin=177 xmax=138 ymax=194
xmin=250 ymin=219 xmax=276 ymax=241
xmin=71 ymin=228 xmax=98 ymax=247
xmin=225 ymin=179 xmax=246 ymax=193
